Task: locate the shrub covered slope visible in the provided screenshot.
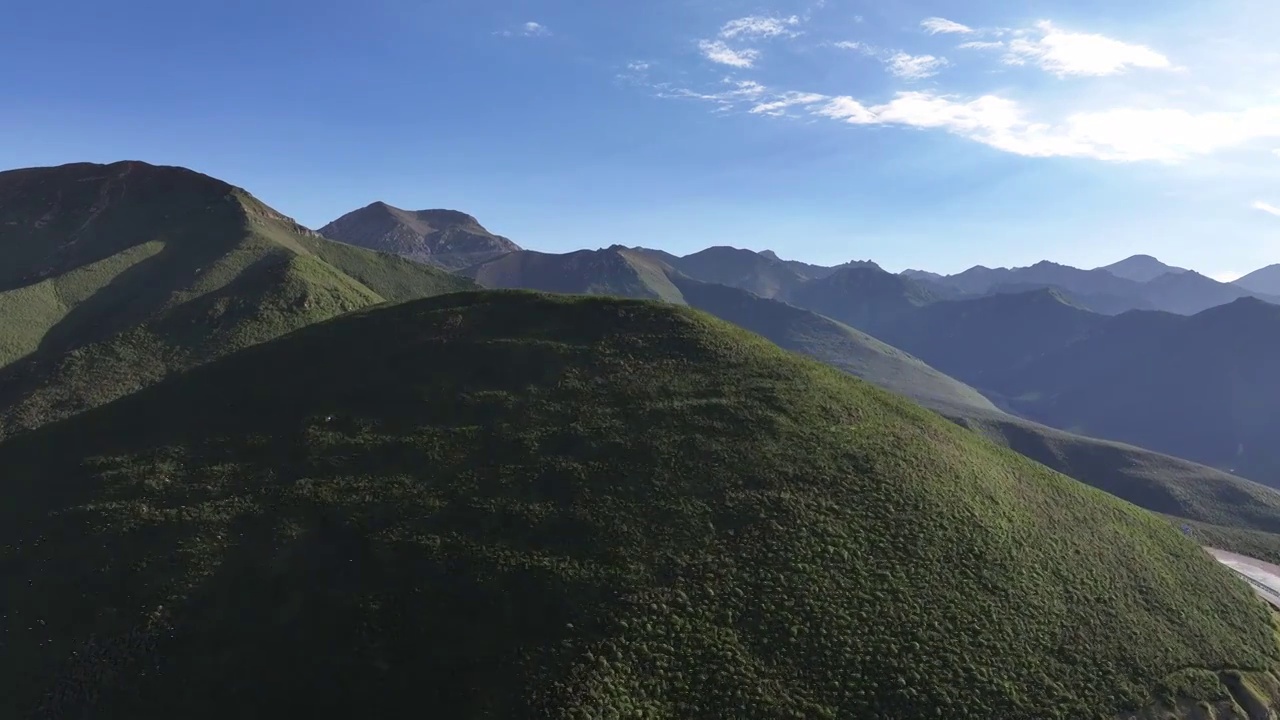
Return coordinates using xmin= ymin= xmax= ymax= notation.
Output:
xmin=3 ymin=291 xmax=1278 ymax=719
xmin=0 ymin=161 xmax=474 ymax=437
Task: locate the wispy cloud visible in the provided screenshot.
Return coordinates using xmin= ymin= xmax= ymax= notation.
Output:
xmin=698 ymin=40 xmax=760 ymax=68
xmin=1254 ymin=200 xmax=1280 ymax=217
xmin=653 ymin=12 xmax=1278 ymax=166
xmin=749 ymin=91 xmax=829 ymax=116
xmin=921 ymin=17 xmax=974 ymax=35
xmin=1002 ymin=21 xmax=1171 ymax=77
xmin=887 ymin=53 xmax=948 ymax=80
xmin=662 ymin=75 xmax=1280 ymax=163
xmin=719 ymin=15 xmax=801 ymax=40
xmin=1210 ymin=271 xmax=1244 ymax=282
xmin=835 ymin=42 xmax=948 ymax=81
xmin=497 ymin=21 xmax=551 ymax=38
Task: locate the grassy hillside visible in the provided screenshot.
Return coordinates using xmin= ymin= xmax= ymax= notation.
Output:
xmin=457 ymin=252 xmax=1280 ymax=557
xmin=953 ymin=408 xmax=1280 ymax=536
xmin=0 ymin=161 xmax=474 ymax=437
xmin=670 ymin=276 xmax=999 ymax=415
xmin=2 ymin=291 xmax=1279 ymax=719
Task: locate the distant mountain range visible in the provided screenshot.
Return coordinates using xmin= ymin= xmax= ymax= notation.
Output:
xmin=904 ymin=257 xmax=1278 ymax=316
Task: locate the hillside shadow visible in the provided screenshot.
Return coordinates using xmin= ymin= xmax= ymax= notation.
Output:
xmin=35 ymin=230 xmax=246 ymax=358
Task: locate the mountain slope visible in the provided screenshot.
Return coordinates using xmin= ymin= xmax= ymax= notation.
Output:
xmin=319 ymin=202 xmax=520 ymax=270
xmin=457 ymin=250 xmax=1280 ymax=548
xmin=0 ymin=161 xmax=474 ymax=437
xmin=867 ymin=288 xmax=1107 ymax=389
xmin=1236 ymin=265 xmax=1280 ymax=295
xmin=3 ymin=291 xmax=1278 ymax=719
xmin=785 ymin=265 xmax=938 ymax=330
xmin=460 ymin=245 xmax=686 ymax=303
xmin=668 ymin=276 xmax=999 ymax=415
xmin=1099 ymin=255 xmax=1187 ymax=283
xmin=996 ymin=297 xmax=1280 ymax=484
xmin=952 ymin=407 xmax=1280 ymax=536
xmin=1140 ymin=270 xmax=1274 ymax=315
xmin=666 ymin=246 xmax=808 ymax=298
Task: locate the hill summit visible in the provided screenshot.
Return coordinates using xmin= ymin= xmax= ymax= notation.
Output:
xmin=319 ymin=201 xmax=519 ymax=269
xmin=0 ymin=161 xmax=474 ymax=437
xmin=3 ymin=290 xmax=1277 ymax=719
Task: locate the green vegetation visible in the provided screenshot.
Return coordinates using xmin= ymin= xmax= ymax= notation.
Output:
xmin=670 ymin=275 xmax=999 ymax=414
xmin=0 ymin=161 xmax=473 ymax=438
xmin=3 ymin=291 xmax=1277 ymax=719
xmin=954 ymin=410 xmax=1280 ymax=536
xmin=456 ymin=247 xmax=1280 ymax=563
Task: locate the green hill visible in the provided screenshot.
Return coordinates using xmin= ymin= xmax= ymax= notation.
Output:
xmin=0 ymin=161 xmax=474 ymax=437
xmin=455 ymin=249 xmax=1280 ymax=560
xmin=668 ymin=276 xmax=999 ymax=415
xmin=953 ymin=408 xmax=1280 ymax=538
xmin=3 ymin=291 xmax=1279 ymax=719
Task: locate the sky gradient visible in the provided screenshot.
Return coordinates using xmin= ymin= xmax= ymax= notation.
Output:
xmin=3 ymin=0 xmax=1279 ymax=277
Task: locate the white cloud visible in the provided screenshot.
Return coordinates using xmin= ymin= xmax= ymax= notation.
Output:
xmin=1254 ymin=200 xmax=1280 ymax=217
xmin=887 ymin=53 xmax=948 ymax=80
xmin=1273 ymin=148 xmax=1280 ymax=159
xmin=749 ymin=91 xmax=829 ymax=116
xmin=834 ymin=42 xmax=947 ymax=80
xmin=812 ymin=92 xmax=1280 ymax=162
xmin=719 ymin=15 xmax=801 ymax=40
xmin=660 ymin=79 xmax=768 ymax=108
xmin=921 ymin=17 xmax=974 ymax=35
xmin=627 ymin=61 xmax=651 ymax=72
xmin=497 ymin=21 xmax=551 ymax=38
xmin=651 ymin=13 xmax=1277 ymax=166
xmin=1003 ymin=21 xmax=1170 ymax=77
xmin=1210 ymin=271 xmax=1244 ymax=282
xmin=698 ymin=40 xmax=760 ymax=68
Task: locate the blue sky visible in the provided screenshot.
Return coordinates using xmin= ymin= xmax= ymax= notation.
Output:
xmin=3 ymin=0 xmax=1279 ymax=277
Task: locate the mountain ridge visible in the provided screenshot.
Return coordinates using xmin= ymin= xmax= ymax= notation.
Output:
xmin=0 ymin=161 xmax=475 ymax=438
